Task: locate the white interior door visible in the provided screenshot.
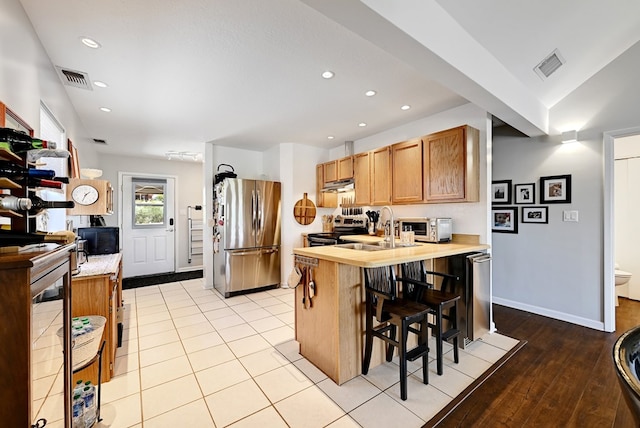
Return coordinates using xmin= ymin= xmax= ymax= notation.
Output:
xmin=121 ymin=174 xmax=175 ymax=277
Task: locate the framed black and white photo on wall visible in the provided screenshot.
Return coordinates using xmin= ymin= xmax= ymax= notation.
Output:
xmin=514 ymin=183 xmax=535 ymax=204
xmin=491 ymin=180 xmax=512 ymax=205
xmin=522 ymin=206 xmax=548 ymax=224
xmin=492 ymin=206 xmax=518 ymax=233
xmin=540 ymin=174 xmax=572 ymax=204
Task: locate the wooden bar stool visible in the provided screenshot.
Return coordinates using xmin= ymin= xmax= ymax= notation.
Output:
xmin=362 ymin=265 xmax=430 ymax=401
xmin=400 ymin=261 xmax=461 ymax=375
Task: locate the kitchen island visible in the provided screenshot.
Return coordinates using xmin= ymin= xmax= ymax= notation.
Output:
xmin=292 ymin=236 xmax=488 ymax=384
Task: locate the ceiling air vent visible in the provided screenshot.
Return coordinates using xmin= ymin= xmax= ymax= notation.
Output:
xmin=92 ymin=138 xmax=107 ymax=145
xmin=55 ymin=66 xmax=93 ymax=90
xmin=534 ymin=49 xmax=565 ymax=80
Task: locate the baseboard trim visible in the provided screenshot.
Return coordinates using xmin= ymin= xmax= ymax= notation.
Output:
xmin=492 ymin=296 xmax=605 ymax=331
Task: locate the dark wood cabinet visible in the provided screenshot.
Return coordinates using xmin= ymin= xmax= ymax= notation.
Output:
xmin=0 ymin=244 xmax=74 ymax=428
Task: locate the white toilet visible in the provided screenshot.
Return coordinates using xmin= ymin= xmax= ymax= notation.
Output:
xmin=615 ymin=263 xmax=633 ymax=306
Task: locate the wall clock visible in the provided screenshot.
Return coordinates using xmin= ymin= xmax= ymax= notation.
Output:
xmin=71 ymin=184 xmax=99 ymax=205
xmin=67 ymin=178 xmax=113 ymax=215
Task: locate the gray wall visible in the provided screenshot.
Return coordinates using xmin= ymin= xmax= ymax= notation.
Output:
xmin=492 ymin=40 xmax=640 ymax=329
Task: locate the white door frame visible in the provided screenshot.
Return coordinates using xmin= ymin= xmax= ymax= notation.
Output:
xmin=603 ymin=126 xmax=640 ymax=332
xmin=118 ymin=171 xmax=179 ymax=276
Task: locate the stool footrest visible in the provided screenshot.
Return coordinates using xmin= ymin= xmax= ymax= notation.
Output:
xmin=406 ymin=344 xmax=429 ymax=362
xmin=442 ymin=329 xmax=460 ymax=341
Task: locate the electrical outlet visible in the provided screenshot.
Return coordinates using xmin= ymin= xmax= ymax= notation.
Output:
xmin=563 ymin=210 xmax=579 ymax=222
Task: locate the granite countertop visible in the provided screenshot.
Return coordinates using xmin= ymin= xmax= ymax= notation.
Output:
xmin=74 ymin=253 xmax=122 ymax=278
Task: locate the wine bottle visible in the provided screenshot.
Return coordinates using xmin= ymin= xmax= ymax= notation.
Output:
xmin=0 ymin=230 xmax=76 ymax=247
xmin=0 ymin=195 xmax=32 ymax=211
xmin=0 ymin=128 xmax=56 ymax=153
xmin=27 ymin=193 xmax=75 ymax=216
xmin=26 ymin=178 xmax=64 ymax=189
xmin=0 ymin=164 xmax=56 ymax=180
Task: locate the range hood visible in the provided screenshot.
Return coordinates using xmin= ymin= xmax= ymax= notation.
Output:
xmin=321 ymin=179 xmax=354 ymax=193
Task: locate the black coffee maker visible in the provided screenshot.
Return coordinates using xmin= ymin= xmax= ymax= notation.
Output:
xmin=90 ymin=215 xmax=106 ymax=226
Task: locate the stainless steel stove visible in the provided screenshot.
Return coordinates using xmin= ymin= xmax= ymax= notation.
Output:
xmin=307 ymin=215 xmax=368 ymax=247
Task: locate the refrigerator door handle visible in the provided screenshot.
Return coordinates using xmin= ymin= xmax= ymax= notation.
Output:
xmin=229 ymin=249 xmax=262 ymax=256
xmin=260 ymin=247 xmax=278 ymax=255
xmin=251 ymin=189 xmax=257 ymax=234
xmin=256 ymin=190 xmax=262 ymax=233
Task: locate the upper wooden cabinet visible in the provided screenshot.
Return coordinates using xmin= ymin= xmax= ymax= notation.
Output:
xmin=423 ymin=125 xmax=479 ymax=203
xmin=392 ymin=139 xmax=423 ymax=204
xmin=371 ymin=146 xmax=392 ymax=206
xmin=337 ymin=156 xmax=354 ymax=181
xmin=353 ymin=152 xmax=371 ymax=205
xmin=316 ymin=164 xmax=337 ymax=208
xmin=323 ymin=160 xmax=337 ymax=184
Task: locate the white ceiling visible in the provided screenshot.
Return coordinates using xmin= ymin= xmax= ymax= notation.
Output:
xmin=18 ymin=0 xmax=640 ymax=160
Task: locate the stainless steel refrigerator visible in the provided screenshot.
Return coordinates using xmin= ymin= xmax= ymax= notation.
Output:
xmin=213 ymin=179 xmax=281 ymax=297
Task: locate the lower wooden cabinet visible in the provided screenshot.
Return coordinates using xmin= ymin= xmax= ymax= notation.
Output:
xmin=71 ymin=254 xmax=123 ymax=384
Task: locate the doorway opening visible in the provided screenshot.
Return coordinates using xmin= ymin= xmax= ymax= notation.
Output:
xmin=604 ymin=128 xmax=640 ymax=332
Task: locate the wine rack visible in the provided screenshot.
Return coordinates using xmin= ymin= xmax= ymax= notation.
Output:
xmin=1 ymin=139 xmax=33 ymax=234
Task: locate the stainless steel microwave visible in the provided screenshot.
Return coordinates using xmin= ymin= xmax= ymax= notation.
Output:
xmin=397 ymin=217 xmax=452 ymax=243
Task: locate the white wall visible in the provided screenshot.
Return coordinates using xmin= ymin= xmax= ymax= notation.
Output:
xmin=0 ymin=0 xmax=97 ymax=166
xmin=614 ymin=136 xmax=640 ymax=299
xmin=98 ymin=153 xmax=204 ymax=273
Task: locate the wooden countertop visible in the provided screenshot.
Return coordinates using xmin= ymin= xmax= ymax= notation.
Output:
xmin=74 ymin=253 xmax=122 ymax=278
xmin=293 ymin=236 xmax=488 ymax=268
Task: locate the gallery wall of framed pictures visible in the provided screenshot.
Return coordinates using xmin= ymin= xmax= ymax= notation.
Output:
xmin=492 ymin=174 xmax=571 ymax=233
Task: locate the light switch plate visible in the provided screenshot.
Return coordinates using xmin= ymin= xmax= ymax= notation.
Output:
xmin=563 ymin=210 xmax=579 ymax=222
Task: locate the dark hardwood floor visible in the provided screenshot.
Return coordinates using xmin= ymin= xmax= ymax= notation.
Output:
xmin=437 ymin=298 xmax=640 ymax=427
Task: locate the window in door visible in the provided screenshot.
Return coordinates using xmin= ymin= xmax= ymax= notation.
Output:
xmin=132 ymin=178 xmax=167 ymax=227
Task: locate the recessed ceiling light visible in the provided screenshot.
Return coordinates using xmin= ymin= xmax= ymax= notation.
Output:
xmin=327 ymin=136 xmax=335 ymax=140
xmin=321 ymin=71 xmax=334 ymax=79
xmin=358 ymin=122 xmax=367 ymax=127
xmin=99 ymin=107 xmax=111 ymax=112
xmin=365 ymin=90 xmax=376 ymax=97
xmin=81 ymin=37 xmax=101 ymax=49
xmin=93 ymin=81 xmax=108 ymax=88
xmin=401 ymin=105 xmax=411 ymax=111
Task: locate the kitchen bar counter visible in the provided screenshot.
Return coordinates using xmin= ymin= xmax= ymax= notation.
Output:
xmin=292 ymin=235 xmax=488 ymax=385
xmin=294 ymin=235 xmax=488 ymax=267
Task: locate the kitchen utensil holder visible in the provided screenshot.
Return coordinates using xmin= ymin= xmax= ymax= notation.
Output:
xmin=295 ymin=255 xmax=318 ymax=267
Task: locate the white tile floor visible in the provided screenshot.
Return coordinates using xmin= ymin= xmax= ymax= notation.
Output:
xmin=31 ymin=279 xmax=519 ymax=427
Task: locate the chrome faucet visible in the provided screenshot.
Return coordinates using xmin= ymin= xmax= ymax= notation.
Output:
xmin=381 ymin=205 xmax=395 ymax=248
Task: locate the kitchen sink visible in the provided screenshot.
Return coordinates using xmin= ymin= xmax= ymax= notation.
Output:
xmin=336 ymin=242 xmax=420 ymax=251
xmin=335 ymin=243 xmax=386 ymax=251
